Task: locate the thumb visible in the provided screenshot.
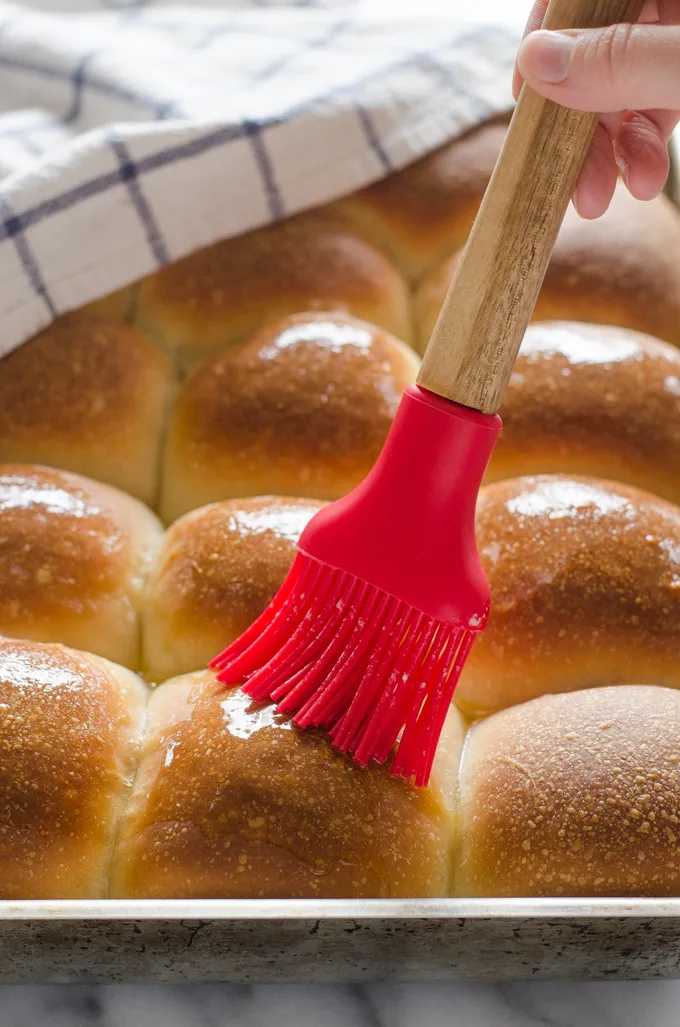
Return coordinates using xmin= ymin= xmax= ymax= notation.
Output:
xmin=517 ymin=24 xmax=680 ymax=112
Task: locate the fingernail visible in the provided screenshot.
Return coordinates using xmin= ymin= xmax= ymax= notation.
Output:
xmin=520 ymin=30 xmax=575 ymax=84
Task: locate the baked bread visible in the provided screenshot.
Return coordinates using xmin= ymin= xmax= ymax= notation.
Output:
xmin=159 ymin=312 xmax=419 ymax=522
xmin=416 ymin=186 xmax=680 ymax=352
xmin=333 ymin=120 xmax=507 ymax=281
xmin=111 ymin=672 xmax=464 ymax=899
xmin=485 ymin=321 xmax=680 ymax=504
xmin=135 ymin=211 xmax=412 ymax=370
xmin=457 ymin=686 xmax=680 ymax=897
xmin=455 ymin=474 xmax=680 ymax=717
xmin=142 ymin=495 xmax=324 ymax=683
xmin=0 ymin=314 xmax=173 ymax=506
xmin=0 ymin=464 xmax=163 ymax=669
xmin=0 ymin=636 xmax=146 ymax=899
xmin=79 ymin=285 xmax=136 ymax=323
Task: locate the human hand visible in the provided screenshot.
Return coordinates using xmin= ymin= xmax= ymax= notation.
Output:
xmin=513 ymin=0 xmax=680 ymax=217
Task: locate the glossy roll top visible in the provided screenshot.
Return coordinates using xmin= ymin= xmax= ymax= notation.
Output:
xmin=485 ymin=321 xmax=680 ymax=504
xmin=143 ymin=495 xmax=324 ymax=683
xmin=135 ymin=211 xmax=412 ymax=370
xmin=160 ymin=312 xmax=420 ymax=522
xmin=456 ymin=475 xmax=680 ymax=718
xmin=0 ymin=464 xmax=163 ymax=670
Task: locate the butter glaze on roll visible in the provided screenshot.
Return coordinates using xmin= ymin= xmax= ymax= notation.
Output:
xmin=333 ymin=121 xmax=507 ymax=282
xmin=159 ymin=312 xmax=419 ymax=522
xmin=135 ymin=211 xmax=412 ymax=370
xmin=0 ymin=314 xmax=173 ymax=505
xmin=110 ymin=673 xmax=464 ymax=899
xmin=485 ymin=322 xmax=680 ymax=504
xmin=0 ymin=637 xmax=146 ymax=899
xmin=143 ymin=496 xmax=324 ymax=683
xmin=416 ymin=186 xmax=680 ymax=352
xmin=457 ymin=686 xmax=680 ymax=897
xmin=0 ymin=465 xmax=163 ymax=669
xmin=454 ymin=475 xmax=680 ymax=717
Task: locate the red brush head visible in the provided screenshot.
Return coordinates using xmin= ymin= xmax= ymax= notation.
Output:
xmin=212 ymin=385 xmax=501 ymax=785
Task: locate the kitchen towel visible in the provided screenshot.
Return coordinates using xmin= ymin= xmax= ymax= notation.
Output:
xmin=0 ymin=0 xmax=519 ymax=357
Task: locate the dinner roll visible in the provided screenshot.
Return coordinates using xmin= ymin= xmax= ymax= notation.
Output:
xmin=110 ymin=672 xmax=464 ymax=899
xmin=457 ymin=686 xmax=680 ymax=897
xmin=485 ymin=322 xmax=680 ymax=504
xmin=0 ymin=637 xmax=146 ymax=899
xmin=416 ymin=186 xmax=680 ymax=353
xmin=159 ymin=312 xmax=419 ymax=523
xmin=454 ymin=475 xmax=680 ymax=717
xmin=0 ymin=464 xmax=163 ymax=669
xmin=78 ymin=284 xmax=136 ymax=323
xmin=143 ymin=496 xmax=324 ymax=683
xmin=333 ymin=121 xmax=507 ymax=281
xmin=135 ymin=212 xmax=412 ymax=370
xmin=0 ymin=315 xmax=174 ymax=505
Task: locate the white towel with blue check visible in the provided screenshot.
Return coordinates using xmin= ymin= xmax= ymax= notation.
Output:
xmin=0 ymin=0 xmax=519 ymax=358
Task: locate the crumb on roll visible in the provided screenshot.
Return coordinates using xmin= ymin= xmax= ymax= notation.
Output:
xmin=485 ymin=321 xmax=680 ymax=504
xmin=456 ymin=686 xmax=680 ymax=897
xmin=135 ymin=211 xmax=413 ymax=371
xmin=455 ymin=474 xmax=680 ymax=718
xmin=0 ymin=636 xmax=146 ymax=899
xmin=159 ymin=312 xmax=419 ymax=523
xmin=142 ymin=495 xmax=324 ymax=683
xmin=0 ymin=464 xmax=163 ymax=669
xmin=0 ymin=314 xmax=174 ymax=506
xmin=110 ymin=672 xmax=465 ymax=899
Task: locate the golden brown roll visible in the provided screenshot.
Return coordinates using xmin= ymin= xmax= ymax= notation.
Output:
xmin=0 ymin=464 xmax=163 ymax=669
xmin=457 ymin=686 xmax=680 ymax=897
xmin=454 ymin=474 xmax=680 ymax=718
xmin=416 ymin=186 xmax=680 ymax=353
xmin=135 ymin=212 xmax=412 ymax=370
xmin=0 ymin=636 xmax=146 ymax=899
xmin=0 ymin=314 xmax=174 ymax=506
xmin=159 ymin=312 xmax=419 ymax=523
xmin=110 ymin=672 xmax=464 ymax=899
xmin=142 ymin=495 xmax=324 ymax=683
xmin=333 ymin=121 xmax=507 ymax=282
xmin=78 ymin=284 xmax=136 ymax=323
xmin=485 ymin=322 xmax=680 ymax=504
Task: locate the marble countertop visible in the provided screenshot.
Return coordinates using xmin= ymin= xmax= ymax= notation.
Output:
xmin=1 ymin=981 xmax=680 ymax=1026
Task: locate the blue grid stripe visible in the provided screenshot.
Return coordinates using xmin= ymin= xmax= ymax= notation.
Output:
xmin=243 ymin=121 xmax=284 ymax=220
xmin=354 ymin=102 xmax=392 ymax=173
xmin=0 ymin=54 xmax=182 ymax=119
xmin=0 ymin=194 xmax=56 ymax=318
xmin=109 ymin=135 xmax=169 ymax=265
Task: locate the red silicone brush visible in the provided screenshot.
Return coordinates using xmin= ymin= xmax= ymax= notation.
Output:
xmin=212 ymin=0 xmax=645 ymax=785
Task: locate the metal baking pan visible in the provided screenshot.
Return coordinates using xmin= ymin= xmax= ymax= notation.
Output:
xmin=1 ymin=898 xmax=680 ymax=983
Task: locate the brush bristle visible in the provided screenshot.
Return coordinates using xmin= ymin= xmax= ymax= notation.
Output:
xmin=211 ymin=553 xmax=475 ymax=786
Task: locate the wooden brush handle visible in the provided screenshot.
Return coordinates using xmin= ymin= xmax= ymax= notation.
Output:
xmin=417 ymin=0 xmax=646 ymax=415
